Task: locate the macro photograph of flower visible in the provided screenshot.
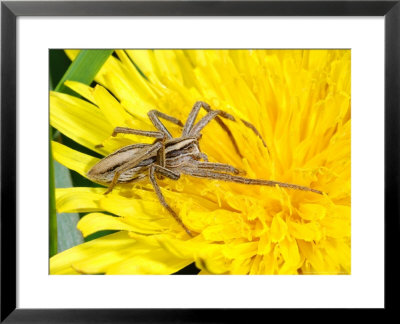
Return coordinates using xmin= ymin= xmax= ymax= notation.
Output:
xmin=49 ymin=49 xmax=351 ymax=275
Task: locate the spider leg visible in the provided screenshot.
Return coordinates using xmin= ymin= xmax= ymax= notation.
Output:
xmin=182 ymin=101 xmax=269 ymax=157
xmin=111 ymin=127 xmax=165 ymax=139
xmin=181 ymin=168 xmax=323 ymax=195
xmin=148 ymin=110 xmax=184 ymax=140
xmin=182 ymin=101 xmax=235 ymax=135
xmin=149 ymin=164 xmax=193 ymax=237
xmin=240 ymin=118 xmax=269 ymax=151
xmin=192 ymin=161 xmax=241 ymax=175
xmin=182 ymin=101 xmax=242 ymax=157
xmin=95 ymin=127 xmax=165 ymax=148
xmin=104 ymin=142 xmax=163 ymax=195
xmin=103 ymin=170 xmax=122 ymax=195
xmin=189 ymin=109 xmax=227 ymax=136
xmin=156 ymin=137 xmax=167 ymax=179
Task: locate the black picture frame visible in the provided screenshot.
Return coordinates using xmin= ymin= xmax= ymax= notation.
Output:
xmin=1 ymin=0 xmax=399 ymax=321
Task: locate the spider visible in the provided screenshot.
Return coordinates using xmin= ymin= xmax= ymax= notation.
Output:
xmin=87 ymin=101 xmax=322 ymax=237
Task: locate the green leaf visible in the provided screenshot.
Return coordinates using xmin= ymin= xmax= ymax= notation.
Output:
xmin=54 ymin=49 xmax=114 ymax=95
xmin=51 ymin=49 xmax=114 ymax=254
xmin=50 ymin=50 xmax=71 ymax=91
xmin=49 ymin=126 xmax=57 ymax=257
xmin=54 ymin=161 xmax=84 ymax=252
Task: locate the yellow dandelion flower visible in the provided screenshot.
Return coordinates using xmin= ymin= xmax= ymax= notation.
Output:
xmin=50 ymin=49 xmax=351 ymax=275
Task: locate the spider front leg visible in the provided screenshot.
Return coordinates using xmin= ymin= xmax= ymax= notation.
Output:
xmin=95 ymin=127 xmax=165 ymax=148
xmin=148 ymin=164 xmax=193 ymax=237
xmin=148 ymin=109 xmax=184 ymax=140
xmin=111 ymin=127 xmax=165 ymax=139
xmin=182 ymin=101 xmax=243 ymax=157
xmin=110 ymin=110 xmax=183 ymax=142
xmin=182 ymin=101 xmax=235 ymax=136
xmin=182 ymin=101 xmax=269 ymax=157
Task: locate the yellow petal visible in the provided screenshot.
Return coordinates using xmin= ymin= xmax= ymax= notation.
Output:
xmin=77 ymin=213 xmax=138 ymax=237
xmin=297 ymin=240 xmax=338 ymax=274
xmin=53 ymin=231 xmax=191 ymax=275
xmin=56 ymin=187 xmax=104 ymax=213
xmin=321 ymin=239 xmax=351 ymax=274
xmin=64 ymin=80 xmax=96 ymax=103
xmin=52 ymin=141 xmax=99 ymax=178
xmin=222 ymin=241 xmax=258 ymax=260
xmin=64 ymin=49 xmax=79 ymax=60
xmin=92 ymin=85 xmax=131 ymax=128
xmin=50 ymin=91 xmax=112 ymax=154
xmin=115 ymin=50 xmax=158 ymax=103
xmin=50 ymin=232 xmax=137 ymax=274
xmin=230 ymin=257 xmax=252 ymax=275
xmin=109 ymin=232 xmax=195 ymax=274
xmin=154 ymin=50 xmax=184 ymax=84
xmin=320 ymin=205 xmax=351 ymax=238
xmin=194 ymin=245 xmax=230 ymax=274
xmin=125 ymin=50 xmax=159 ymax=80
xmin=249 ymin=254 xmax=263 ymax=274
xmin=288 ymin=219 xmax=322 ymax=242
xmin=298 ymin=203 xmax=327 ymax=221
xmin=278 ymin=237 xmax=301 ymax=274
xmin=98 ymin=192 xmax=179 ymax=234
xmin=99 ymin=190 xmax=166 ymax=219
xmin=106 ymin=248 xmax=192 ymax=275
xmin=270 ymin=213 xmax=287 ymax=242
xmin=259 ymin=253 xmax=277 ymax=274
xmin=155 ymin=234 xmax=203 ymax=259
xmin=257 ymin=233 xmax=272 ymax=255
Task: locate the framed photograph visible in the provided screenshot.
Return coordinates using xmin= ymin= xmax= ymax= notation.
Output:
xmin=1 ymin=0 xmax=398 ymax=321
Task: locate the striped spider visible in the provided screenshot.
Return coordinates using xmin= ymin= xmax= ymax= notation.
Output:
xmin=88 ymin=101 xmax=322 ymax=236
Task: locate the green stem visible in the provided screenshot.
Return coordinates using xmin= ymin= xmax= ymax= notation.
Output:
xmin=55 ymin=49 xmax=114 ymax=94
